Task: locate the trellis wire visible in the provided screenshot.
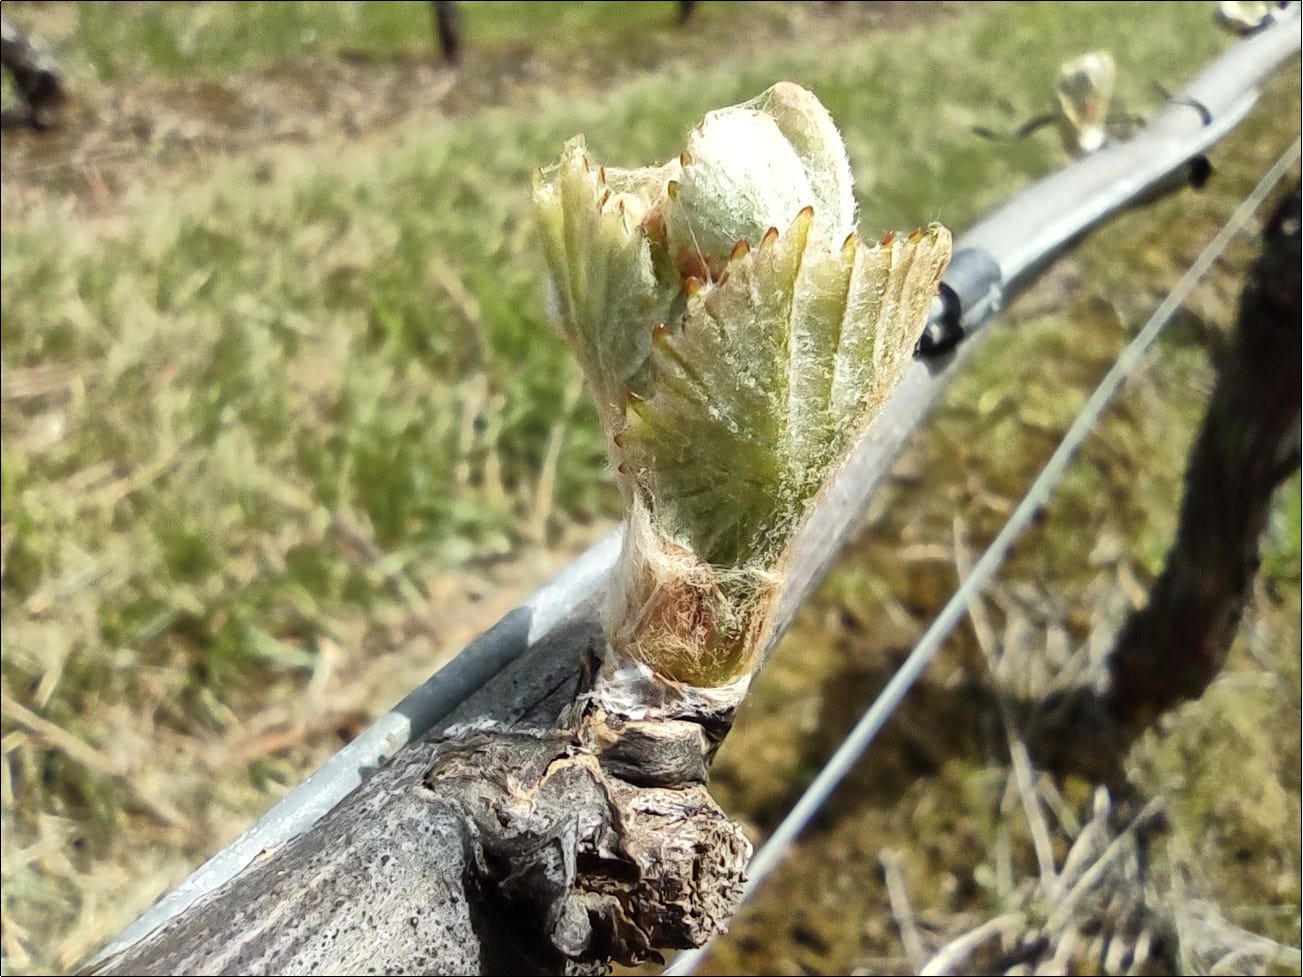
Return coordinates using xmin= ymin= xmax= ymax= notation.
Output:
xmin=665 ymin=137 xmax=1302 ymax=977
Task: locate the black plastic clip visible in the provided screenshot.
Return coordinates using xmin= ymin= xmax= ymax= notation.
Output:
xmin=915 ymin=247 xmax=1004 ymax=359
xmin=915 ymin=283 xmax=965 ymax=357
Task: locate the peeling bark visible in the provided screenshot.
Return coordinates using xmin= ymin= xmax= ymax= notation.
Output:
xmin=421 ymin=716 xmax=748 ymax=970
xmin=88 ymin=628 xmax=749 ymax=976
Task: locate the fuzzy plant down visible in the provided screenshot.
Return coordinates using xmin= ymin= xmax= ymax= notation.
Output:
xmin=536 ymin=83 xmax=952 ymax=689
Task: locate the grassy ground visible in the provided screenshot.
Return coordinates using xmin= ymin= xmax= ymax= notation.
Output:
xmin=1 ymin=2 xmax=1298 ymax=974
xmin=11 ymin=2 xmax=776 ymax=82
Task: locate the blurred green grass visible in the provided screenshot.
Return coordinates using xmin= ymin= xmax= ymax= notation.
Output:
xmin=22 ymin=1 xmax=770 ymax=83
xmin=1 ymin=1 xmax=1297 ymax=973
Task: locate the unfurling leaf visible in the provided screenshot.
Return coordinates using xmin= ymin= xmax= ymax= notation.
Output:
xmin=536 ymin=83 xmax=951 ymax=689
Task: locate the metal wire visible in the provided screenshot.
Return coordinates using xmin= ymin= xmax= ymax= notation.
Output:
xmin=665 ymin=138 xmax=1302 ymax=977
